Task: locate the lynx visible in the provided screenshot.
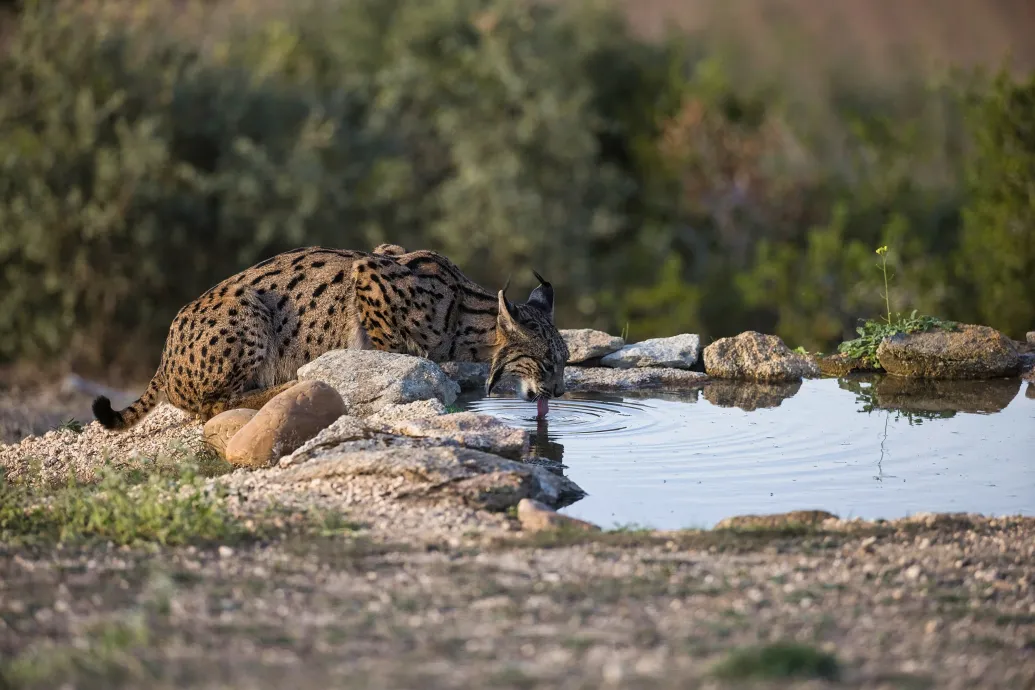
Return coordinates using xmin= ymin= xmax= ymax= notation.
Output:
xmin=92 ymin=244 xmax=569 ymax=430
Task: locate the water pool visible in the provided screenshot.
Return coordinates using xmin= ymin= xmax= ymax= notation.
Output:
xmin=460 ymin=376 xmax=1035 ymax=529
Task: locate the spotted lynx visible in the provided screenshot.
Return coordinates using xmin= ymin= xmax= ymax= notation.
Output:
xmin=92 ymin=244 xmax=569 ymax=430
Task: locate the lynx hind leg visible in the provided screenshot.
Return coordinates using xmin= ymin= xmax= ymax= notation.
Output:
xmin=224 ymin=380 xmax=301 ymax=412
xmin=373 ymin=243 xmax=407 ymax=257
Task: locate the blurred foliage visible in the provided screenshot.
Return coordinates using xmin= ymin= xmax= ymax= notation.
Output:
xmin=0 ymin=0 xmax=1031 ymax=378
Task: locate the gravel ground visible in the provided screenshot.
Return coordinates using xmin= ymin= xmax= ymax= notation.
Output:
xmin=2 ymin=376 xmax=1033 ymax=689
xmin=1 ymin=514 xmax=1033 ymax=689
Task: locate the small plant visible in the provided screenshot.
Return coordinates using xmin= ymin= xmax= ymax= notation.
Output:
xmin=836 ymin=244 xmax=956 ymax=367
xmin=444 ymin=403 xmax=463 ymax=414
xmin=712 ymin=642 xmax=841 ymax=681
xmin=838 ymin=311 xmax=956 ymax=368
xmin=55 ymin=418 xmax=84 ymax=434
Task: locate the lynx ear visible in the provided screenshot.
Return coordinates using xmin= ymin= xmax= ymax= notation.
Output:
xmin=497 ymin=288 xmax=521 ymax=334
xmin=526 ymin=269 xmax=554 ymax=321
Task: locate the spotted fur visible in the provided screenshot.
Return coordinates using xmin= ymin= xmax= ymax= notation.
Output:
xmin=92 ymin=245 xmax=569 ymax=430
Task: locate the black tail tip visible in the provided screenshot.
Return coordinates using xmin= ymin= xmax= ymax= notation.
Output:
xmin=92 ymin=395 xmax=123 ymax=430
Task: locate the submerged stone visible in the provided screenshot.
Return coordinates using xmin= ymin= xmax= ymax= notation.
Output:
xmin=876 ymin=324 xmax=1020 ymax=379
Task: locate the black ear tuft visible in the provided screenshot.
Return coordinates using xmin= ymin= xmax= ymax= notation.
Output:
xmin=526 ymin=269 xmax=554 ymax=320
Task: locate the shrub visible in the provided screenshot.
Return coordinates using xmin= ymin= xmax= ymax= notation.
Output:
xmin=957 ymin=67 xmax=1035 ymax=335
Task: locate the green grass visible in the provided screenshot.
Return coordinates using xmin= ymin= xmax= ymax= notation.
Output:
xmin=54 ymin=418 xmax=84 ymax=434
xmin=838 ymin=311 xmax=957 ymax=368
xmin=0 ymin=464 xmax=247 ymax=547
xmin=0 ymin=613 xmax=153 ymax=689
xmin=712 ymin=641 xmax=841 ymax=681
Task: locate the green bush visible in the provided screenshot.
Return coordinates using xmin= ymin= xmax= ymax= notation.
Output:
xmin=0 ymin=0 xmax=645 ymax=375
xmin=0 ymin=0 xmax=1030 ymax=375
xmin=957 ymin=68 xmax=1035 ymax=332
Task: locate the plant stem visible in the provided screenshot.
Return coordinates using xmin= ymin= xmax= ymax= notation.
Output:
xmin=881 ymin=254 xmax=891 ymax=324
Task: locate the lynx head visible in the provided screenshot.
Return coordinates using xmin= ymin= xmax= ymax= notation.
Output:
xmin=486 ymin=270 xmax=569 ymax=402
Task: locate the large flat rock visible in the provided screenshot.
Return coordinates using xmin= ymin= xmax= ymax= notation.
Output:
xmin=274 ymin=445 xmax=585 ymax=511
xmin=876 ymin=324 xmax=1021 ymax=379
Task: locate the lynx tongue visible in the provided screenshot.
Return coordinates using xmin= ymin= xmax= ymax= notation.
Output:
xmin=536 ymin=398 xmax=549 ymax=417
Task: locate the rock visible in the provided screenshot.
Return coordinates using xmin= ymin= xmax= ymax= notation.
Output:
xmin=274 ymin=445 xmax=586 ymax=510
xmin=1028 ymin=331 xmax=1035 ymax=347
xmin=277 ymin=414 xmax=375 ymax=468
xmin=563 ymin=367 xmax=708 ymax=393
xmin=516 ymin=498 xmax=600 ymax=533
xmin=600 ymin=334 xmax=701 ymax=370
xmin=561 ymin=329 xmax=625 ymax=364
xmin=1026 ymin=383 xmax=1035 ymax=399
xmin=876 ymin=324 xmax=1021 ymax=379
xmin=440 ymin=363 xmax=709 ymax=395
xmin=439 ymin=362 xmax=491 ymax=392
xmin=298 ymin=349 xmax=460 ymax=417
xmin=366 ymin=399 xmax=448 ymax=425
xmin=203 ymin=409 xmax=258 ymax=457
xmin=371 ymin=412 xmax=529 ymax=460
xmin=225 ymin=380 xmax=346 ymax=468
xmin=817 ymin=352 xmax=879 ymax=377
xmin=703 ymin=380 xmax=801 ymax=411
xmin=703 ymin=331 xmax=820 ymax=382
xmin=874 ymin=377 xmax=1021 ymax=415
xmin=713 ymin=510 xmax=838 ymax=530
xmin=1020 ymin=352 xmax=1035 ymax=378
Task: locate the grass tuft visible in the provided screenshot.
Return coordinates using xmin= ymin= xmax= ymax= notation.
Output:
xmin=0 ymin=464 xmax=247 ymax=547
xmin=712 ymin=641 xmax=841 ymax=681
xmin=838 ymin=311 xmax=957 ymax=368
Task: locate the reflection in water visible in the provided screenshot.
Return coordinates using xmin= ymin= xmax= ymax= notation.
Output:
xmin=530 ymin=416 xmax=565 ymax=465
xmin=461 ymin=377 xmax=1034 ymax=529
xmin=703 ymin=380 xmax=802 ymax=411
xmin=840 ymin=375 xmax=1021 ymax=422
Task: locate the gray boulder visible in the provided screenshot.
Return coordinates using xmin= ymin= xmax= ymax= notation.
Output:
xmin=561 ymin=328 xmax=625 ymax=364
xmin=703 ymin=331 xmax=820 ymax=382
xmin=876 ymin=324 xmax=1020 ymax=379
xmin=601 ymin=334 xmax=701 ymax=370
xmin=297 ymin=349 xmax=460 ymax=417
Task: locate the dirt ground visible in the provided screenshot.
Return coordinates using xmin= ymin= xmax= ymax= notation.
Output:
xmin=1 ymin=513 xmax=1034 ymax=690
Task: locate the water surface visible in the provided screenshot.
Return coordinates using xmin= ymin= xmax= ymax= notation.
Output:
xmin=460 ymin=377 xmax=1035 ymax=529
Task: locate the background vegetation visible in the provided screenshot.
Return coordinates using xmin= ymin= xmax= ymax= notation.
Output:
xmin=0 ymin=0 xmax=1032 ymax=381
